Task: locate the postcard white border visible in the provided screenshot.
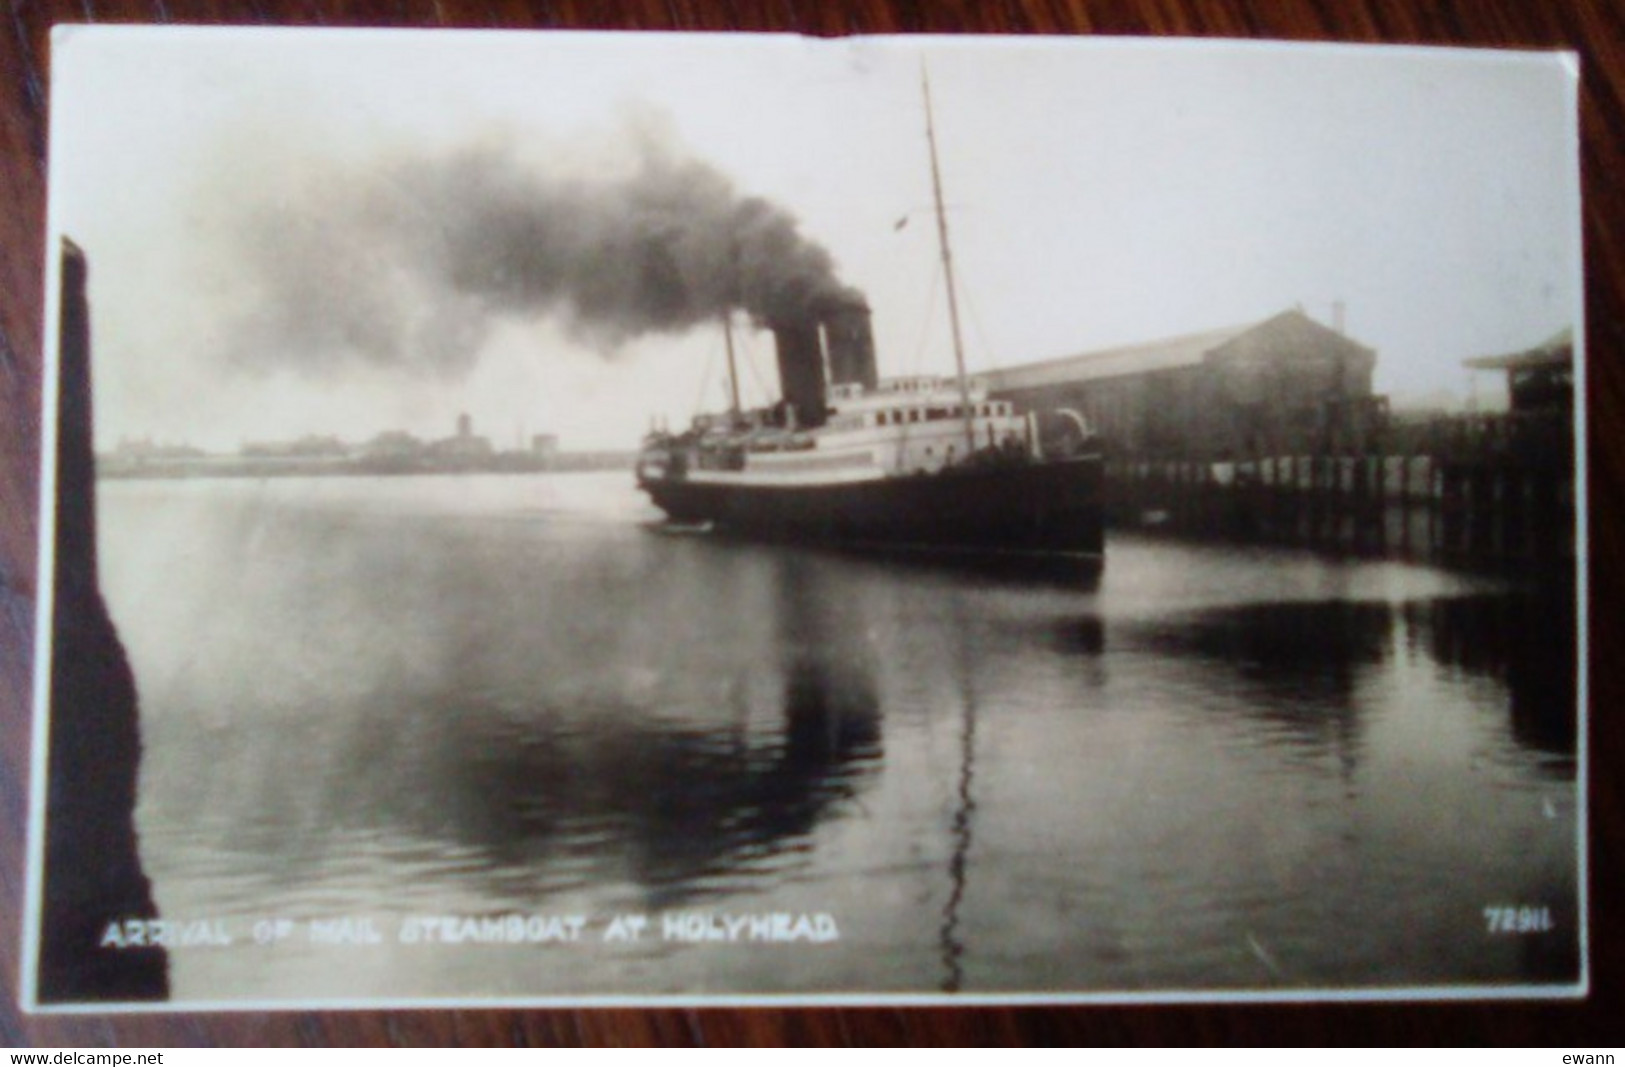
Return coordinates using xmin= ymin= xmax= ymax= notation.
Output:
xmin=21 ymin=27 xmax=1591 ymax=1013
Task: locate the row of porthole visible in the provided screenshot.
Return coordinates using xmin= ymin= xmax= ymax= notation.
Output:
xmin=874 ymin=402 xmax=1011 ymax=428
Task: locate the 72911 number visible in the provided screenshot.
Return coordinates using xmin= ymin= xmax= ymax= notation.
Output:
xmin=1483 ymin=905 xmax=1553 ymax=934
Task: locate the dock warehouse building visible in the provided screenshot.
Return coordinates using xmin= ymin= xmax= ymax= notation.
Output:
xmin=981 ymin=308 xmax=1385 ymax=460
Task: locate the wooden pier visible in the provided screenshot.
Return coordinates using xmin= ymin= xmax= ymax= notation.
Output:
xmin=1107 ymin=409 xmax=1575 ymax=568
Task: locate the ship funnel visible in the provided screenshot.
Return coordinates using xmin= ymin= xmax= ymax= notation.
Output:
xmin=823 ymin=298 xmax=878 ymax=391
xmin=768 ymin=294 xmax=874 ymax=428
xmin=771 ymin=316 xmax=829 ymax=429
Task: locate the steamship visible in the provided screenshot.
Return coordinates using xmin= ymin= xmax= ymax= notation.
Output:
xmin=634 ymin=71 xmax=1104 ymax=570
xmin=635 ymin=299 xmax=1103 ymax=567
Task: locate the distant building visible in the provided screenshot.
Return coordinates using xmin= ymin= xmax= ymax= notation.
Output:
xmin=982 ymin=308 xmax=1383 ymax=458
xmin=363 ymin=431 xmax=425 ymax=459
xmin=112 ymin=436 xmax=206 ymax=461
xmin=1464 ymin=328 xmax=1573 ymax=416
xmin=240 ymin=434 xmax=348 ymax=459
xmin=531 ymin=434 xmax=560 ymax=461
xmin=429 ymin=413 xmax=493 ymax=463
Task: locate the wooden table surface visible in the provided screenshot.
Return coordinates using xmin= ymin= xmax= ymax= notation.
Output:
xmin=2 ymin=0 xmax=1620 ymax=1046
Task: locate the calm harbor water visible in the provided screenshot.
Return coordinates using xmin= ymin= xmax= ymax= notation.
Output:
xmin=96 ymin=471 xmax=1580 ymax=1002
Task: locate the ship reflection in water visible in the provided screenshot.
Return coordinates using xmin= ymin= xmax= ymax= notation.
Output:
xmin=98 ymin=472 xmax=1578 ymax=1001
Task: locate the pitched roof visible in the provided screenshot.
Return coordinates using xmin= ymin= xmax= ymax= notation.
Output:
xmin=982 ymin=322 xmax=1254 ymax=392
xmin=1205 ymin=308 xmax=1373 ymax=365
xmin=981 ymin=308 xmax=1361 ymax=391
xmin=1463 ymin=327 xmax=1574 ymax=371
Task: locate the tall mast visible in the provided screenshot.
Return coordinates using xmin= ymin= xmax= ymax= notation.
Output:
xmin=722 ymin=310 xmax=741 ymax=416
xmin=923 ymin=64 xmax=977 ymax=455
xmin=724 ymin=239 xmax=743 ymax=418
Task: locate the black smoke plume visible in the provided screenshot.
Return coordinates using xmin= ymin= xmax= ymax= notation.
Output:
xmin=228 ymin=133 xmax=858 ymax=377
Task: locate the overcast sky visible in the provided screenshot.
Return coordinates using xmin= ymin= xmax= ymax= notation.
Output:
xmin=49 ymin=29 xmax=1580 ymax=452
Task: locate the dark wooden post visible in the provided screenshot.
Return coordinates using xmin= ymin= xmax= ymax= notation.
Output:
xmin=38 ymin=239 xmax=169 ymax=1003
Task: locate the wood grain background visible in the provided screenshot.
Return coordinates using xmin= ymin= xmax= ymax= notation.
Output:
xmin=2 ymin=0 xmax=1620 ymax=1046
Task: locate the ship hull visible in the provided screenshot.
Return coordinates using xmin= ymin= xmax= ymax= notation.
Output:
xmin=641 ymin=454 xmax=1104 ymax=564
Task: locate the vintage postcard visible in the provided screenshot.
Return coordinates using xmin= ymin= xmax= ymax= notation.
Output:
xmin=25 ymin=28 xmax=1584 ymax=1009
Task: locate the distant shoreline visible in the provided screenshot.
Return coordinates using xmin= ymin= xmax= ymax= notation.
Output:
xmin=96 ymin=453 xmax=636 ymax=481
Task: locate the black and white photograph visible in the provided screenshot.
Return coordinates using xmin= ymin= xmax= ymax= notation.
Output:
xmin=25 ymin=27 xmax=1584 ymax=1009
